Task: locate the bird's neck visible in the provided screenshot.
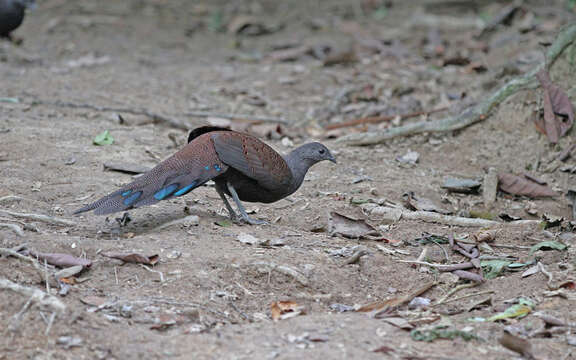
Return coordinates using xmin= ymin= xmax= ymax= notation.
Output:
xmin=284 ymin=147 xmax=315 ymax=194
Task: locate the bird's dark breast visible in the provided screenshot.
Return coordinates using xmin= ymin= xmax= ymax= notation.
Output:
xmin=0 ymin=8 xmax=24 ymax=36
xmin=214 ymin=169 xmax=284 ymax=203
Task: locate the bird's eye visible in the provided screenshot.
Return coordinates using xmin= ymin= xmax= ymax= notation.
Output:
xmin=319 ymin=149 xmax=325 ymax=154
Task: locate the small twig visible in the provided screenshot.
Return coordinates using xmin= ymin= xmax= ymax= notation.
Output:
xmin=363 ymin=205 xmax=541 ymax=227
xmin=453 ymin=269 xmax=484 ymax=282
xmin=114 ymin=266 xmax=119 ymax=285
xmin=396 ymin=260 xmax=475 ymax=272
xmin=0 ymin=222 xmax=24 ymax=236
xmin=429 ymin=238 xmax=450 ymax=262
xmin=0 ymin=210 xmax=76 ymax=226
xmin=0 ymin=247 xmax=46 ymax=280
xmin=489 ymin=243 xmax=533 ymax=250
xmin=325 ymin=107 xmax=448 ymax=130
xmin=538 ymin=262 xmax=554 ymax=289
xmin=435 ymin=289 xmax=494 ymax=306
xmin=44 ymin=259 xmax=50 ymax=294
xmin=342 ymin=248 xmax=369 ymax=266
xmin=139 ymin=264 xmax=165 ymax=283
xmin=228 ymin=302 xmax=251 ymax=321
xmin=252 ymin=261 xmax=309 ymax=286
xmin=0 ymin=195 xmax=27 ymax=204
xmin=0 ymin=278 xmax=66 ymax=312
xmin=8 ymin=295 xmax=34 ymax=332
xmin=435 ymin=283 xmax=479 ymax=305
xmin=45 ymin=311 xmax=56 ymax=335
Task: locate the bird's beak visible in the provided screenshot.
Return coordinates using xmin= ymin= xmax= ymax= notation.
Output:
xmin=329 ymin=155 xmax=337 ymax=164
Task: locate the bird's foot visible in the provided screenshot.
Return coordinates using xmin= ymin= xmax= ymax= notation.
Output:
xmin=229 ymin=214 xmax=268 ymax=225
xmin=241 ymin=216 xmax=268 ymax=225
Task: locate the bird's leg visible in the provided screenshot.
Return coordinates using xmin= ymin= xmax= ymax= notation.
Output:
xmin=226 ymin=182 xmax=268 ymax=225
xmin=215 ymin=185 xmax=240 ymax=222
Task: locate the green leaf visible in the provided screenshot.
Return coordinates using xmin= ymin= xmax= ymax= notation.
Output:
xmin=215 ymin=220 xmax=232 ymax=227
xmin=530 ymin=241 xmax=567 ymax=255
xmin=487 ymin=298 xmax=534 ymax=322
xmin=93 ymin=130 xmax=114 ymax=146
xmin=481 ymin=259 xmax=512 ymax=279
xmin=416 ymin=234 xmax=449 ymax=245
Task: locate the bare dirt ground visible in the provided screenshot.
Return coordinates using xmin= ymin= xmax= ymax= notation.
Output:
xmin=1 ymin=0 xmax=576 ymax=359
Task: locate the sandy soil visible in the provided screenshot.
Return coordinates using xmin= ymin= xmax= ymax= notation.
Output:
xmin=1 ymin=1 xmax=576 ymax=359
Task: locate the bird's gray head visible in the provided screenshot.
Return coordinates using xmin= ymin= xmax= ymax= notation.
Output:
xmin=295 ymin=142 xmax=336 ymax=165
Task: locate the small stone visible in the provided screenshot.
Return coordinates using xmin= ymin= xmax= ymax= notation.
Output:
xmin=56 ymin=336 xmax=83 ymax=349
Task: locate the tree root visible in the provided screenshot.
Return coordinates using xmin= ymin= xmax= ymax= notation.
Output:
xmin=337 ymin=24 xmax=576 ymax=146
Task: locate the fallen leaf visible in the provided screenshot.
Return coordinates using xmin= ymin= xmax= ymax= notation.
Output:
xmin=328 ymin=212 xmax=380 ymax=239
xmin=499 ymin=330 xmax=535 ymax=360
xmin=529 ymin=240 xmax=567 ymax=255
xmin=270 ymin=300 xmax=304 ymax=321
xmin=322 ymin=48 xmax=357 ymax=67
xmin=498 ymin=173 xmax=557 ymax=198
xmin=29 ymin=251 xmax=92 ymax=268
xmin=441 ymin=177 xmax=481 ymax=193
xmin=488 ymin=298 xmax=533 ymax=321
xmin=481 ymin=259 xmax=512 ymax=279
xmin=54 ymin=265 xmax=84 ymax=279
xmin=101 ymin=252 xmax=159 ymax=265
xmin=382 ymin=316 xmax=414 ymax=330
xmin=536 ymin=69 xmax=574 ymax=144
xmin=372 ymin=345 xmax=395 ymax=354
xmin=521 ymin=264 xmax=540 ymax=278
xmin=402 ymin=192 xmax=451 ymax=214
xmin=93 ymin=130 xmax=114 ymax=146
xmin=559 ymin=280 xmax=576 ymax=290
xmin=471 ymin=229 xmax=498 ymax=243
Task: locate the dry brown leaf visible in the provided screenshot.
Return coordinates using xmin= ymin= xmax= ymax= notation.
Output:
xmin=498 ymin=173 xmax=557 ymax=198
xmin=29 ymin=251 xmax=92 ymax=268
xmin=381 ymin=316 xmax=414 ymax=330
xmin=472 ymin=229 xmax=498 ymax=243
xmin=536 ymin=69 xmax=574 ymax=143
xmin=499 ymin=330 xmax=535 ymax=360
xmin=270 ymin=300 xmax=303 ymax=321
xmin=101 ymin=252 xmax=159 ymax=265
xmin=328 ymin=212 xmax=380 ymax=239
xmin=357 ymin=281 xmax=436 ymax=315
xmin=402 ymin=192 xmax=451 ymax=214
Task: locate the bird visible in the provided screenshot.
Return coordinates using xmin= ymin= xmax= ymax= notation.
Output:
xmin=74 ymin=126 xmax=336 ymax=225
xmin=0 ymin=0 xmax=35 ymax=41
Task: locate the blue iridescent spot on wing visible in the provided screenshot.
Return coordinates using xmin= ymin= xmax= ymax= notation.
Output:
xmin=204 ymin=165 xmax=210 ymax=171
xmin=173 ymin=181 xmax=197 ymax=196
xmin=214 ymin=164 xmax=221 ymax=172
xmin=123 ymin=191 xmax=142 ymax=206
xmin=154 ymin=183 xmax=179 ymax=200
xmin=121 ymin=190 xmax=132 ymax=197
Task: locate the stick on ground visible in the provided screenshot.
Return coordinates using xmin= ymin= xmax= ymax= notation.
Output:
xmin=0 ymin=278 xmax=66 ymax=312
xmin=337 ymin=24 xmax=576 ymax=145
